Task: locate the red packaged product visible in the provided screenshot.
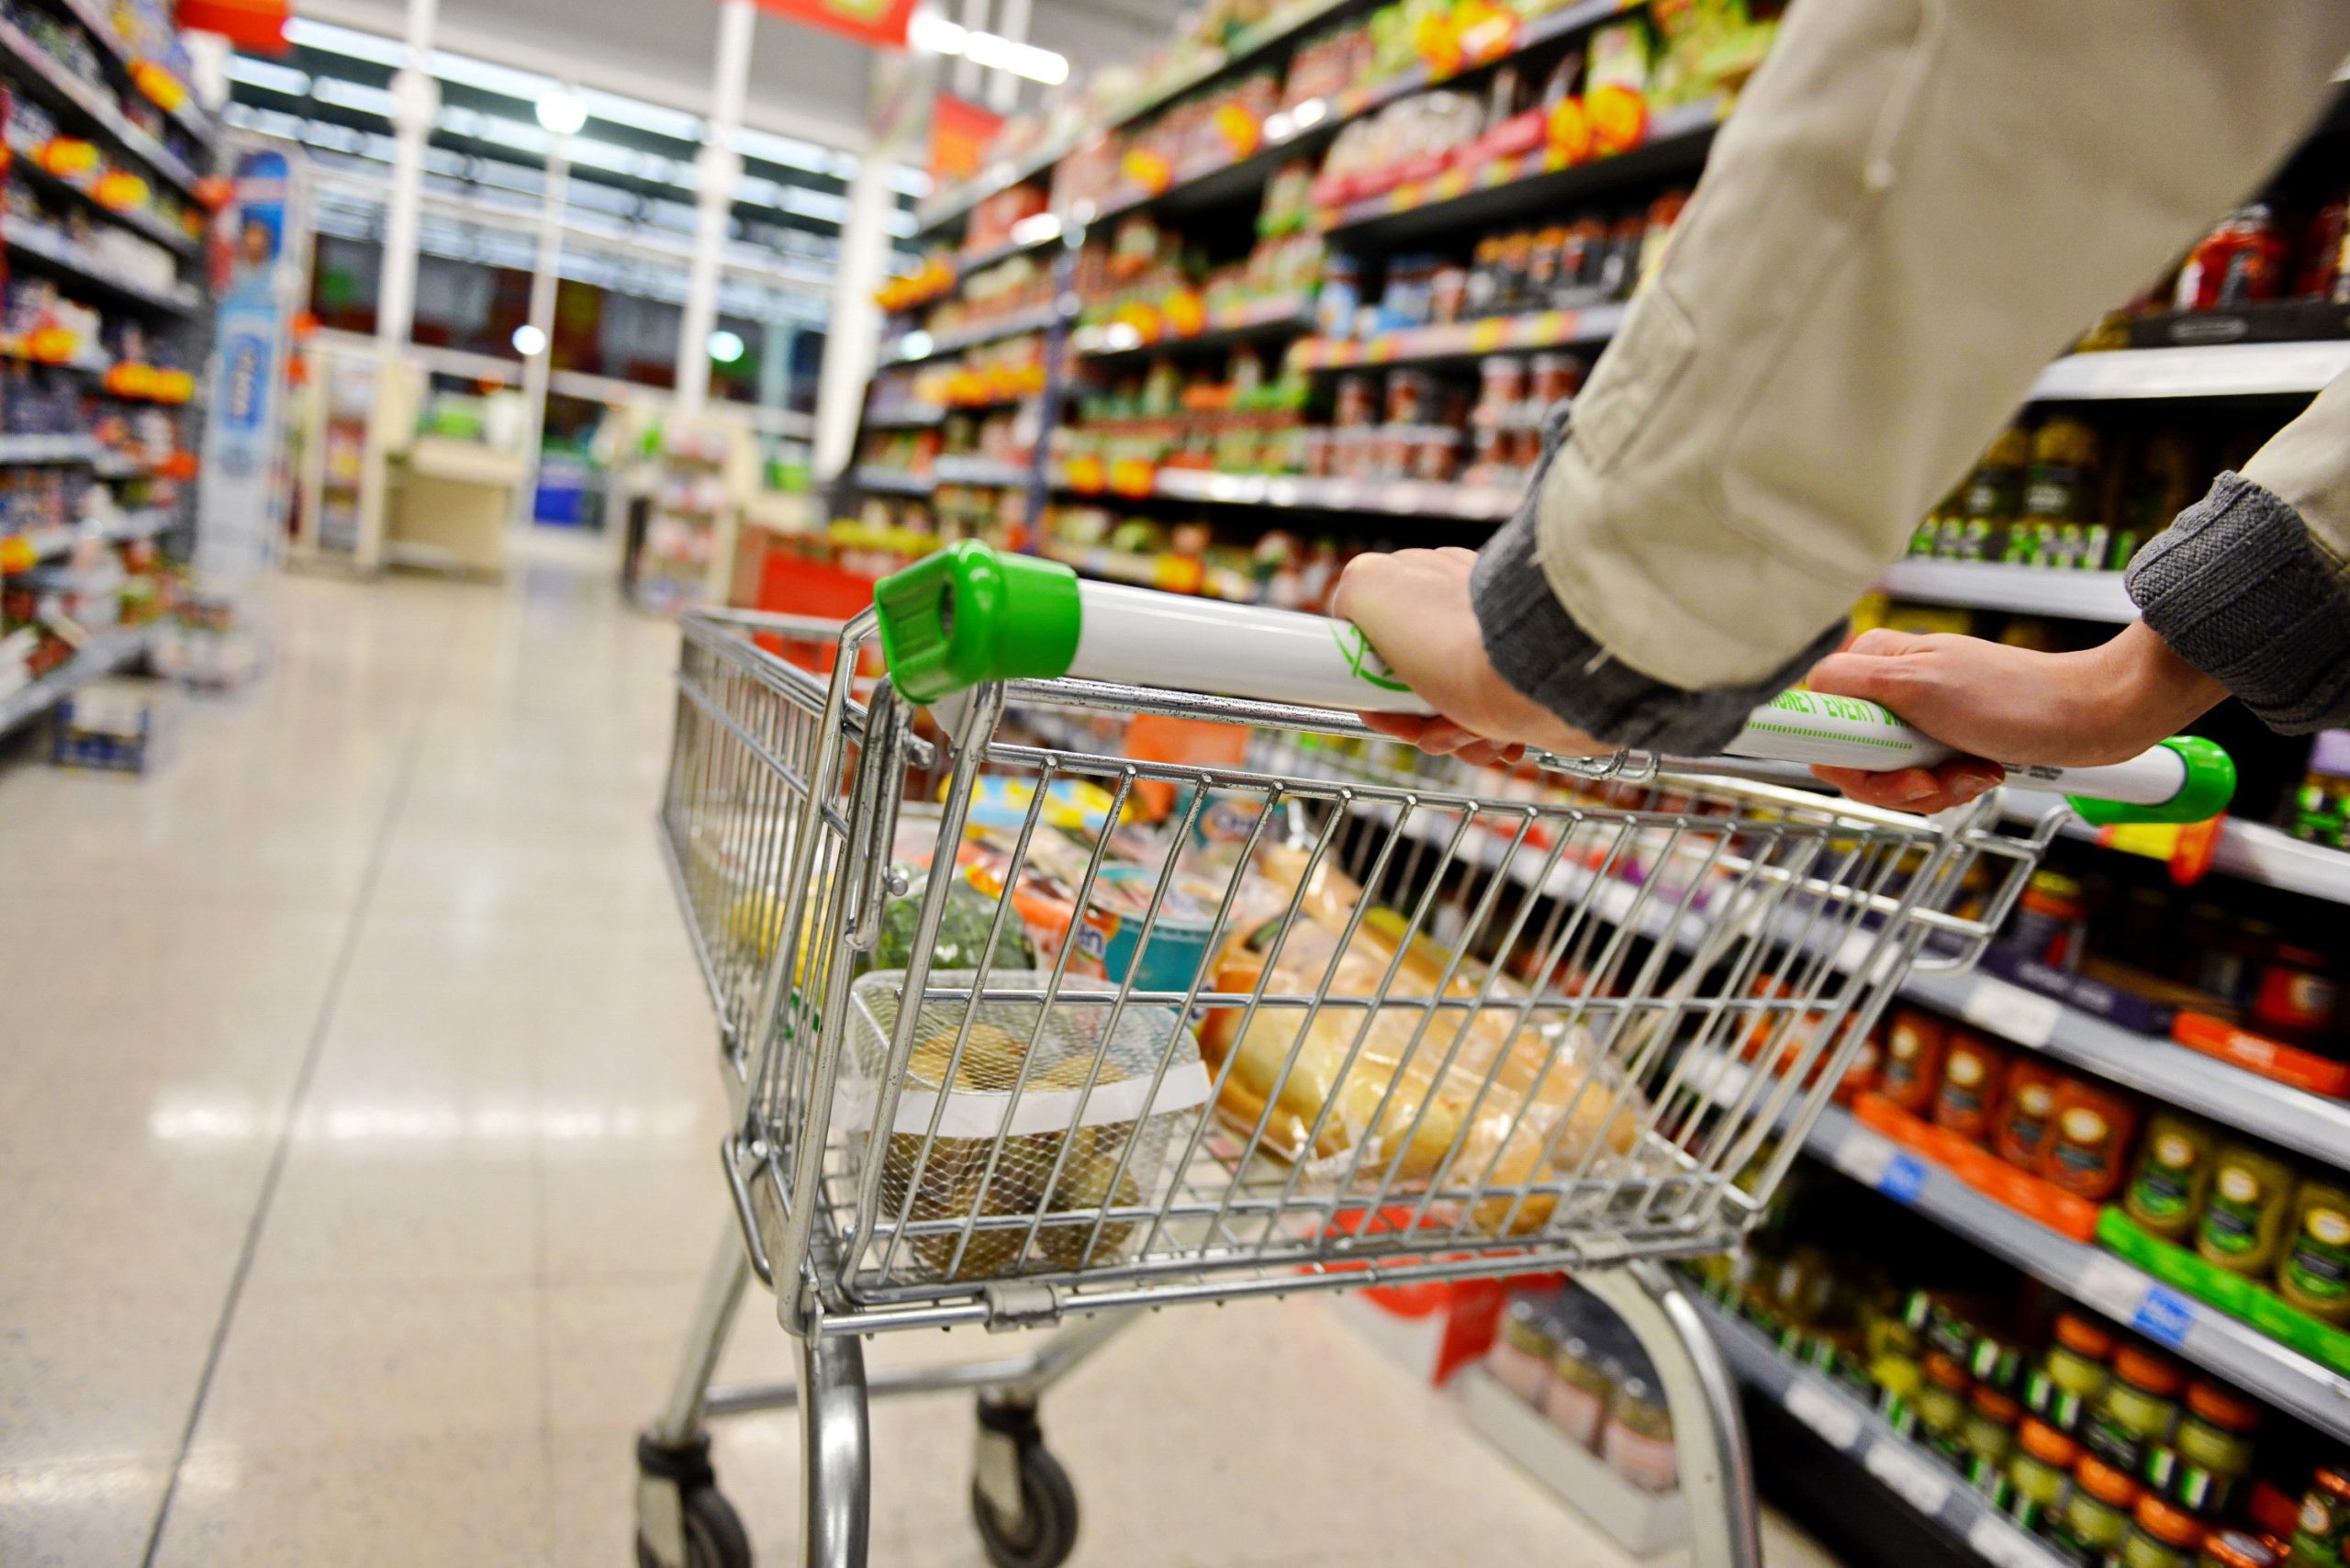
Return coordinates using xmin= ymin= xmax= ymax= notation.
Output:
xmin=2175 ymin=204 xmax=2289 ymax=311
xmin=2295 ymin=198 xmax=2347 ymax=301
xmin=1931 ymin=1030 xmax=2007 ymax=1143
xmin=1878 ymin=1008 xmax=1946 ymax=1114
xmin=2039 ymin=1078 xmax=2139 ymax=1202
xmin=1995 ymin=1059 xmax=2064 ymax=1168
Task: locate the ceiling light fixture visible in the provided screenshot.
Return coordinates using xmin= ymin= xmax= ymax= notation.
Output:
xmin=534 ymin=91 xmax=586 ymax=136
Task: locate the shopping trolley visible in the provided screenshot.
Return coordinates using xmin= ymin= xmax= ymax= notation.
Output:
xmin=634 ymin=543 xmax=2233 ymax=1568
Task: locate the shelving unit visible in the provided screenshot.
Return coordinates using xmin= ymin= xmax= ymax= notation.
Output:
xmin=1697 ymin=1297 xmax=2070 ymax=1568
xmin=1871 ymin=562 xmax=2136 ymax=622
xmin=0 ymin=15 xmax=199 ymax=196
xmin=1066 ymin=466 xmax=1523 ymax=521
xmin=2029 ymin=341 xmax=2350 ymax=402
xmin=0 ymin=622 xmax=153 ymax=737
xmin=0 ymin=0 xmax=218 ymax=707
xmin=1290 ymin=302 xmax=1628 ymax=371
xmin=5 ymin=220 xmax=203 ymax=316
xmin=1798 ymin=1103 xmax=2350 ymax=1443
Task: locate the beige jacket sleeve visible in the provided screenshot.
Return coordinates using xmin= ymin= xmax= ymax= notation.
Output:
xmin=1524 ymin=0 xmax=2350 ymax=694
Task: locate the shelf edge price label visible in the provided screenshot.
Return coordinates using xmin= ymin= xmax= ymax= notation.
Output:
xmin=2073 ymin=1254 xmax=2152 ymax=1324
xmin=2132 ymin=1284 xmax=2195 ymax=1350
xmin=1879 ymin=1150 xmax=1930 ymax=1205
xmin=1966 ymin=1515 xmax=2044 ymax=1568
xmin=1960 ymin=978 xmax=2061 ymax=1050
xmin=1863 ymin=1439 xmax=1951 ymax=1516
xmin=1830 ymin=1127 xmax=1894 ymax=1187
xmin=1783 ymin=1381 xmax=1863 ymax=1452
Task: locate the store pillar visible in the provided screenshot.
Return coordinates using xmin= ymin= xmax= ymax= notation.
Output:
xmin=357 ymin=0 xmax=439 ymax=573
xmin=677 ymin=0 xmax=755 ymax=416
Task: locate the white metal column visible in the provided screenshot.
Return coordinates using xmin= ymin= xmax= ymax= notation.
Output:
xmin=512 ymin=139 xmax=568 ymax=531
xmin=357 ymin=0 xmax=439 ymax=571
xmin=987 ymin=0 xmax=1028 ymax=112
xmin=676 ymin=0 xmax=754 ymax=416
xmin=953 ymin=0 xmax=987 ymax=100
xmin=811 ymin=151 xmax=891 ymax=481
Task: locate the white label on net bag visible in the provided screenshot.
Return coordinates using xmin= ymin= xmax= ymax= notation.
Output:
xmin=857 ymin=1060 xmax=1214 ymax=1139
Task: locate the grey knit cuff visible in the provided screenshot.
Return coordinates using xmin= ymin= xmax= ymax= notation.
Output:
xmin=1470 ymin=489 xmax=1845 ymax=755
xmin=2127 ymin=471 xmax=2350 ymax=734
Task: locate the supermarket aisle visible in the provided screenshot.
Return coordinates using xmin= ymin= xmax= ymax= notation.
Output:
xmin=0 ymin=536 xmax=1835 ymax=1567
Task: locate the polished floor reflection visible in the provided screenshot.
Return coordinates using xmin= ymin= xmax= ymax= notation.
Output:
xmin=0 ymin=533 xmax=1839 ymax=1566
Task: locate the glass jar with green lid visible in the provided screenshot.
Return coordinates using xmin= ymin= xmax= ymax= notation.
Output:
xmin=2087 ymin=1346 xmax=2185 ymax=1471
xmin=2148 ymin=1381 xmax=2261 ymax=1511
xmin=2127 ymin=1114 xmax=2218 ymax=1242
xmin=2291 ymin=1465 xmax=2350 ymax=1568
xmin=1962 ymin=1386 xmax=2020 ymax=1496
xmin=2059 ymin=1456 xmax=2143 ymax=1565
xmin=1916 ymin=1352 xmax=1973 ymax=1467
xmin=2277 ymin=1179 xmax=2350 ymax=1325
xmin=2198 ymin=1144 xmax=2295 ymax=1277
xmin=2007 ymin=1418 xmax=2081 ymax=1531
xmin=2027 ymin=1313 xmax=2114 ymax=1435
xmin=2121 ymin=1495 xmax=2209 ymax=1568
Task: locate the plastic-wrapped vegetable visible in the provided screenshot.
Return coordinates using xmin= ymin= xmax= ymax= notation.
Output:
xmin=872 ymin=864 xmax=1035 ymax=974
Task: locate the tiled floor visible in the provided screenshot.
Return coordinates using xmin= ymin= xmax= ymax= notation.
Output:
xmin=0 ymin=534 xmax=1843 ymax=1567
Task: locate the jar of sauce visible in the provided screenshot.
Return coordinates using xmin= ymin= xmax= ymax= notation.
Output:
xmin=2086 ymin=1346 xmax=2184 ymax=1472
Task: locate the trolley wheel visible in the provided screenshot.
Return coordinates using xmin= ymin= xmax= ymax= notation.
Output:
xmin=634 ymin=1434 xmax=752 ymax=1568
xmin=969 ymin=1405 xmax=1079 ymax=1568
xmin=633 ymin=1484 xmax=750 ymax=1568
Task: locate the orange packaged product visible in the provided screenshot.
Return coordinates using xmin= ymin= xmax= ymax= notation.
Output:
xmin=1879 ymin=1008 xmax=1946 ymax=1114
xmin=1932 ymin=1029 xmax=2008 ymax=1143
xmin=1996 ymin=1059 xmax=2065 ymax=1170
xmin=2040 ymin=1077 xmax=2140 ymax=1202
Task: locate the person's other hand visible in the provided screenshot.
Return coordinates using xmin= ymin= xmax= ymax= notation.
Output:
xmin=1804 ymin=622 xmax=2225 ymax=813
xmin=1330 ymin=547 xmax=1610 ymax=767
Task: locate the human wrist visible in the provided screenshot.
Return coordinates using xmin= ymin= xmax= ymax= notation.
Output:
xmin=2090 ymin=622 xmax=2226 ymax=755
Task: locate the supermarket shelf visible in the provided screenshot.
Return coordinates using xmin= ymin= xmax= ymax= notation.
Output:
xmin=2028 ymin=342 xmax=2350 ymax=402
xmin=954 ymin=221 xmax=1069 ymax=279
xmin=1291 ymin=301 xmax=1628 ymax=371
xmin=1061 ymin=467 xmax=1524 ymax=521
xmin=1799 ymin=1103 xmax=2350 ymax=1443
xmin=53 ymin=0 xmax=214 ymax=143
xmin=1899 ymin=965 xmax=2350 ymax=1176
xmin=879 ymin=300 xmax=1068 ymax=365
xmin=864 ymin=400 xmax=946 ymax=429
xmin=912 ymin=0 xmax=1361 ymax=236
xmin=1392 ymin=808 xmax=2350 ymax=1179
xmin=933 ymin=454 xmax=1035 ymax=487
xmin=0 ymin=17 xmax=201 ymax=196
xmin=1996 ymin=782 xmax=2350 ymax=910
xmin=4 ymin=221 xmax=203 ymax=316
xmin=1070 ymin=296 xmax=1315 ymax=361
xmin=0 ymin=432 xmax=103 ymax=465
xmin=1 ymin=507 xmax=177 ymax=572
xmin=0 ymin=622 xmax=151 ymax=736
xmin=1873 ymin=562 xmax=2136 ymax=622
xmin=6 ymin=133 xmax=203 ymax=256
xmin=849 ymin=467 xmax=936 ymax=496
xmin=1698 ymin=1298 xmax=2069 ymax=1568
xmin=1321 ymin=101 xmax=1722 ymax=250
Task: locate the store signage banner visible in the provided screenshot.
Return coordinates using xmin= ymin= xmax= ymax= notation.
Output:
xmin=748 ymin=0 xmax=918 ymax=50
xmin=929 ymin=94 xmax=1002 ymax=184
xmin=196 ymin=148 xmax=304 ymax=585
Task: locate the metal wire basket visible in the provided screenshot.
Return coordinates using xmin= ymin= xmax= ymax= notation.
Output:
xmin=661 ymin=605 xmax=2047 ymax=1333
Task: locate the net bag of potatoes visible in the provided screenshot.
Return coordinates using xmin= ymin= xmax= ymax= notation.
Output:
xmin=844 ymin=970 xmax=1212 ymax=1282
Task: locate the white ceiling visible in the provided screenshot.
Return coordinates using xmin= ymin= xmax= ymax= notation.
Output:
xmin=295 ymin=0 xmax=1172 ymax=153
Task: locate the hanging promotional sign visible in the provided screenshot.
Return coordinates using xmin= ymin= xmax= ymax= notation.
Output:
xmin=928 ymin=93 xmax=1002 ymax=185
xmin=748 ymin=0 xmax=918 ymax=50
xmin=195 ymin=146 xmax=308 ymax=585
